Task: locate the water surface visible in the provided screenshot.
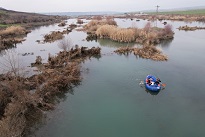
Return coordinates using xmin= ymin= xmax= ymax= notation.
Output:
xmin=1 ymin=18 xmax=204 ymax=137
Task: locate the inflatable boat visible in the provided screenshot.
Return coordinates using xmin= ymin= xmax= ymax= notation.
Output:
xmin=144 ymin=75 xmax=161 ymax=92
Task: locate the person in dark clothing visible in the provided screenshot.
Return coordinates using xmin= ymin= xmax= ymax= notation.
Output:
xmin=146 ymin=78 xmax=152 ymax=85
xmin=155 ymin=78 xmax=161 ymax=85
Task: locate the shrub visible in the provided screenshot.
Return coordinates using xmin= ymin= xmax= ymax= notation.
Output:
xmin=93 ymin=16 xmax=102 ymax=20
xmin=143 ymin=22 xmax=151 ymax=33
xmin=163 ymin=24 xmax=173 ymax=35
xmin=77 ymin=19 xmax=83 ymax=24
xmin=58 ymin=37 xmax=73 ymax=51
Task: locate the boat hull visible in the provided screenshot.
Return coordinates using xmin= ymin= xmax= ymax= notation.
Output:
xmin=144 ymin=75 xmax=161 ymax=92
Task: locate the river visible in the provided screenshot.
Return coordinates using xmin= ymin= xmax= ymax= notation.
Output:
xmin=1 ymin=18 xmax=205 ymax=137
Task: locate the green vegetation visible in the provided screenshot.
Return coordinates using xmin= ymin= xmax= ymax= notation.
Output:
xmin=0 ymin=9 xmax=67 ymax=29
xmin=147 ymin=9 xmax=205 ymax=15
xmin=0 ymin=24 xmax=9 ymax=27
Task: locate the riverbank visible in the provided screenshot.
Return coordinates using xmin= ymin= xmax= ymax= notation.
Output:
xmin=114 ymin=12 xmax=205 ymax=22
xmin=0 ymin=8 xmax=67 ymax=30
xmin=0 ymin=8 xmax=68 ymax=51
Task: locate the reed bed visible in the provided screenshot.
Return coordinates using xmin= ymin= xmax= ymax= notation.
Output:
xmin=0 ymin=26 xmax=29 ymax=36
xmin=111 ymin=28 xmax=136 ymax=43
xmin=85 ymin=19 xmax=174 ymax=44
xmin=84 ymin=19 xmax=117 ymax=32
xmin=96 ymin=25 xmax=136 ymax=42
xmin=0 ymin=26 xmax=31 ymax=51
xmin=114 ymin=45 xmax=168 ymax=61
xmin=94 ymin=23 xmax=174 ymax=44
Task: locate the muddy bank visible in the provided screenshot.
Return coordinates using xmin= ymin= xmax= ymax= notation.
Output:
xmin=0 ymin=46 xmax=101 ymax=137
xmin=114 ymin=46 xmax=168 ymax=61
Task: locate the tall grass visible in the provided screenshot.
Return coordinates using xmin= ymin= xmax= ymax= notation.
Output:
xmin=0 ymin=26 xmax=27 ymax=36
xmin=85 ymin=19 xmax=174 ymax=44
xmin=96 ymin=25 xmax=136 ymax=42
xmin=84 ymin=19 xmax=117 ymax=32
xmin=110 ymin=28 xmax=136 ymax=43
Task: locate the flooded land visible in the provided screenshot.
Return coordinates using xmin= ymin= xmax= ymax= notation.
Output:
xmin=0 ymin=10 xmax=205 ymax=137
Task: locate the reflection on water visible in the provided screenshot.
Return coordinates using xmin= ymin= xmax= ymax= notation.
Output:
xmin=145 ymin=89 xmax=160 ymax=95
xmin=34 ymin=19 xmax=205 ymax=137
xmin=159 ymin=38 xmax=174 ymax=49
xmin=97 ymin=38 xmax=136 ymax=48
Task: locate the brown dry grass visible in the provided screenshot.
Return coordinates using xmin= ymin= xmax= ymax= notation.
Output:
xmin=85 ymin=19 xmax=174 ymax=44
xmin=178 ymin=25 xmax=205 ymax=31
xmin=114 ymin=45 xmax=168 ymax=61
xmin=0 ymin=77 xmax=43 ymax=137
xmin=84 ymin=19 xmax=117 ymax=32
xmin=0 ymin=26 xmax=28 ymax=37
xmin=96 ymin=25 xmax=136 ymax=42
xmin=111 ymin=28 xmax=136 ymax=43
xmin=43 ymin=30 xmax=70 ymax=43
xmin=133 ymin=45 xmax=168 ymax=61
xmin=0 ymin=26 xmax=30 ymax=51
xmin=0 ymin=46 xmax=101 ymax=137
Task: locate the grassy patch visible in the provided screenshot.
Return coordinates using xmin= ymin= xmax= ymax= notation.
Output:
xmin=147 ymin=9 xmax=205 ymax=15
xmin=0 ymin=24 xmax=9 ymax=27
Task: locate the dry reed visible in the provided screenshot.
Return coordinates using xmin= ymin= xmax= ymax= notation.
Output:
xmin=0 ymin=46 xmax=101 ymax=137
xmin=96 ymin=25 xmax=136 ymax=42
xmin=84 ymin=19 xmax=117 ymax=32
xmin=85 ymin=19 xmax=174 ymax=44
xmin=114 ymin=45 xmax=168 ymax=61
xmin=0 ymin=26 xmax=28 ymax=36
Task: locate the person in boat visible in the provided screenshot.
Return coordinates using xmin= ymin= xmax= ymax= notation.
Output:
xmin=146 ymin=77 xmax=152 ymax=85
xmin=155 ymin=78 xmax=161 ymax=85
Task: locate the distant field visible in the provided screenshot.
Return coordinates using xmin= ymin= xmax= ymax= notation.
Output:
xmin=147 ymin=9 xmax=205 ymax=15
xmin=0 ymin=24 xmax=9 ymax=27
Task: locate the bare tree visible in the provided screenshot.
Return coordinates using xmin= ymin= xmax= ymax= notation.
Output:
xmin=0 ymin=49 xmax=24 ymax=77
xmin=57 ymin=37 xmax=73 ymax=51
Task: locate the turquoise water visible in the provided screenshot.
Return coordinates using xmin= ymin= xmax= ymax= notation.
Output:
xmin=35 ymin=52 xmax=205 ymax=137
xmin=2 ymin=18 xmax=204 ymax=137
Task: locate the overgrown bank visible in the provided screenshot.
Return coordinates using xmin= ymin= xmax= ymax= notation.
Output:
xmin=0 ymin=8 xmax=68 ymax=51
xmin=0 ymin=8 xmax=67 ymax=29
xmin=0 ymin=46 xmax=101 ymax=137
xmin=84 ymin=19 xmax=174 ymax=45
xmin=0 ymin=26 xmax=30 ymax=51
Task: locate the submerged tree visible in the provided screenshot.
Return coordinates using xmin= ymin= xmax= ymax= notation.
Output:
xmin=58 ymin=37 xmax=73 ymax=51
